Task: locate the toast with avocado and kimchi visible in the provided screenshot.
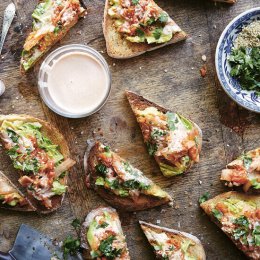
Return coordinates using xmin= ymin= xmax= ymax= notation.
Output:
xmin=221 ymin=148 xmax=260 ymax=192
xmin=80 ymin=207 xmax=130 ymax=259
xmin=20 ymin=0 xmax=86 ymax=73
xmin=126 ymin=91 xmax=202 ymax=177
xmin=85 ymin=141 xmax=172 ymax=211
xmin=103 ymin=0 xmax=187 ymax=59
xmin=201 ymin=191 xmax=260 ymax=259
xmin=139 ymin=221 xmax=206 ymax=260
xmin=0 ymin=171 xmax=36 ymax=211
xmin=0 ymin=114 xmax=75 ymax=213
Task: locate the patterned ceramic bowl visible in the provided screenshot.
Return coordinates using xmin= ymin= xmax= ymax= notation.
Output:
xmin=216 ymin=7 xmax=260 ymax=113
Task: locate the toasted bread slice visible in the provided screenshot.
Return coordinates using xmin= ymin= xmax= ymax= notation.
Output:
xmin=126 ymin=91 xmax=202 ymax=177
xmin=85 ymin=141 xmax=172 ymax=211
xmin=201 ymin=191 xmax=260 ymax=259
xmin=103 ymin=0 xmax=187 ymax=59
xmin=80 ymin=207 xmax=130 ymax=259
xmin=220 ymin=148 xmax=260 ymax=192
xmin=139 ymin=221 xmax=206 ymax=260
xmin=20 ymin=0 xmax=86 ymax=73
xmin=0 ymin=114 xmax=75 ymax=214
xmin=0 ymin=171 xmax=36 ymax=212
xmin=213 ymin=0 xmax=236 ymax=3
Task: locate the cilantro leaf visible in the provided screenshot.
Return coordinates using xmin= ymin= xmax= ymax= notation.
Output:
xmin=95 ymin=164 xmax=108 ymax=175
xmin=228 ymin=47 xmax=260 ymax=95
xmin=132 ymin=0 xmax=139 ymax=5
xmin=199 ymin=192 xmax=210 ymax=204
xmin=99 ymin=235 xmax=122 ymax=258
xmin=153 ymin=28 xmax=163 ymax=40
xmin=71 ymin=218 xmax=81 ymax=229
xmin=62 ymin=235 xmax=81 ymax=260
xmin=212 ymin=209 xmax=223 ymax=221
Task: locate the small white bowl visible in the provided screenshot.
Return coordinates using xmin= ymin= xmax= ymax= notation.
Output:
xmin=38 ymin=44 xmax=111 ymax=118
xmin=216 ymin=7 xmax=260 ymax=113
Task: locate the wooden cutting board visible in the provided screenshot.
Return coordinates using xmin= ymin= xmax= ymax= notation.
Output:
xmin=0 ymin=0 xmax=259 ymax=259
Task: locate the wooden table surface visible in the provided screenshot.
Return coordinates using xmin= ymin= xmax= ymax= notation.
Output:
xmin=0 ymin=0 xmax=260 ymax=259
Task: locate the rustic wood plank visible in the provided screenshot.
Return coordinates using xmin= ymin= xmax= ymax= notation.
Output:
xmin=0 ymin=0 xmax=260 ymax=259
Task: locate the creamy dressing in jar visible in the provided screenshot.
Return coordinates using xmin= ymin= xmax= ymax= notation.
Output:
xmin=38 ymin=45 xmax=111 ymax=118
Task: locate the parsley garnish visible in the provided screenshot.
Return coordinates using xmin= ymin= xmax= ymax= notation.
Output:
xmin=62 ymin=235 xmax=81 ymax=260
xmin=95 ymin=164 xmax=108 ymax=175
xmin=97 ymin=222 xmax=109 ymax=229
xmin=228 ymin=47 xmax=260 ymax=95
xmin=153 ymin=28 xmax=163 ymax=40
xmin=212 ymin=209 xmax=223 ymax=221
xmin=136 ymin=28 xmax=145 ymax=37
xmin=132 ymin=0 xmax=139 ymax=5
xmin=71 ymin=218 xmax=81 ymax=230
xmin=99 ymin=235 xmax=122 ymax=258
xmin=147 ymin=142 xmax=157 ymax=156
xmin=199 ymin=192 xmax=210 ymax=204
xmin=241 ymin=154 xmax=252 ymax=170
xmin=151 ymin=129 xmax=166 ymax=140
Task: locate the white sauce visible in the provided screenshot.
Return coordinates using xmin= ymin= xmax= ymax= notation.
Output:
xmin=46 ymin=52 xmax=109 ymax=115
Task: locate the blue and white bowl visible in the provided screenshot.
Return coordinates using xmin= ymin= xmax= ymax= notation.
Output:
xmin=216 ymin=7 xmax=260 ymax=113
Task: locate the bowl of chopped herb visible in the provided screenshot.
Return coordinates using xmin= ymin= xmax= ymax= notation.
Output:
xmin=216 ymin=7 xmax=260 ymax=113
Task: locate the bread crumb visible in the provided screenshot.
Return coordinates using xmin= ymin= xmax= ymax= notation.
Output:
xmin=156 ymin=219 xmax=161 ymax=224
xmin=202 ymin=55 xmax=207 ymax=62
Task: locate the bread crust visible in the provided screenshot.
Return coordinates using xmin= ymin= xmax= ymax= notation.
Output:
xmin=85 ymin=141 xmax=172 ymax=212
xmin=103 ymin=0 xmax=187 ymax=59
xmin=125 ymin=90 xmax=202 ymax=175
xmin=0 ymin=114 xmax=71 ymax=214
xmin=139 ymin=221 xmax=206 ymax=260
xmin=201 ymin=191 xmax=260 ymax=259
xmin=0 ymin=171 xmax=36 ymax=212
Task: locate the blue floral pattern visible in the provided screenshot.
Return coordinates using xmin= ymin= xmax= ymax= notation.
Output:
xmin=216 ymin=8 xmax=260 ymax=113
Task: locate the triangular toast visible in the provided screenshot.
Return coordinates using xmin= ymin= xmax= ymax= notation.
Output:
xmin=0 ymin=171 xmax=36 ymax=211
xmin=85 ymin=141 xmax=172 ymax=211
xmin=220 ymin=148 xmax=260 ymax=192
xmin=126 ymin=91 xmax=202 ymax=177
xmin=103 ymin=0 xmax=187 ymax=59
xmin=139 ymin=221 xmax=206 ymax=259
xmin=201 ymin=191 xmax=260 ymax=259
xmin=80 ymin=207 xmax=130 ymax=259
xmin=20 ymin=0 xmax=86 ymax=73
xmin=0 ymin=114 xmax=75 ymax=214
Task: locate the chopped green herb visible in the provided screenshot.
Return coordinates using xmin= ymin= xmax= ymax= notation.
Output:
xmin=153 ymin=28 xmax=162 ymax=40
xmin=241 ymin=154 xmax=252 ymax=170
xmin=166 ymin=112 xmax=179 ymax=131
xmin=228 ymin=47 xmax=260 ymax=95
xmin=234 ymin=216 xmax=249 ymax=228
xmin=233 ymin=228 xmax=248 ymax=242
xmin=62 ymin=235 xmax=81 ymax=260
xmin=147 ymin=17 xmax=155 ymax=25
xmin=99 ymin=235 xmax=122 ymax=258
xmin=132 ymin=0 xmax=139 ymax=5
xmin=104 ymin=146 xmax=110 ymax=152
xmin=71 ymin=218 xmax=81 ymax=230
xmin=147 ymin=142 xmax=157 ymax=156
xmin=95 ymin=164 xmax=108 ymax=175
xmin=7 ymin=129 xmax=19 ymax=143
xmin=251 ymin=179 xmax=260 ymax=189
xmin=199 ymin=192 xmax=210 ymax=204
xmin=151 ymin=129 xmax=166 ymax=140
xmin=97 ymin=222 xmax=109 ymax=229
xmin=253 ymin=226 xmax=260 ymax=246
xmin=212 ymin=209 xmax=223 ymax=221
xmin=136 ymin=28 xmax=145 ymax=37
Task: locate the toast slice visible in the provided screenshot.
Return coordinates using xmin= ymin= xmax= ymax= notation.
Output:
xmin=85 ymin=141 xmax=172 ymax=211
xmin=0 ymin=114 xmax=75 ymax=214
xmin=80 ymin=207 xmax=130 ymax=259
xmin=201 ymin=191 xmax=260 ymax=259
xmin=103 ymin=0 xmax=187 ymax=59
xmin=139 ymin=221 xmax=206 ymax=260
xmin=220 ymin=148 xmax=260 ymax=192
xmin=20 ymin=0 xmax=86 ymax=73
xmin=213 ymin=0 xmax=237 ymax=3
xmin=126 ymin=91 xmax=202 ymax=177
xmin=0 ymin=171 xmax=36 ymax=211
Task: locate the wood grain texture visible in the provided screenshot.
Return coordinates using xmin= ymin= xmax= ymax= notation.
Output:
xmin=0 ymin=0 xmax=260 ymax=259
